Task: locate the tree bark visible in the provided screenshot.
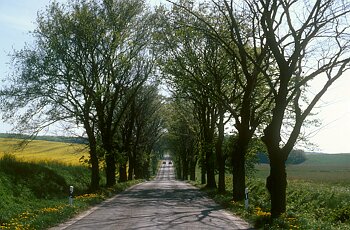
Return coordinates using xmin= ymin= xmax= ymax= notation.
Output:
xmin=84 ymin=120 xmax=99 ymax=191
xmin=189 ymin=156 xmax=197 ymax=181
xmin=232 ymin=135 xmax=249 ymax=201
xmin=105 ymin=153 xmax=116 ymax=186
xmin=206 ymin=148 xmax=217 ymax=188
xmin=262 ymin=122 xmax=289 ymax=218
xmin=128 ymin=154 xmax=135 ymax=180
xmin=232 ymin=150 xmax=245 ymax=201
xmin=201 ymin=165 xmax=206 ymax=185
xmin=134 ymin=158 xmax=142 ymax=179
xmin=119 ymin=163 xmax=127 ymax=182
xmin=89 ymin=144 xmax=100 ymax=191
xmin=266 ymin=152 xmax=287 ymax=217
xmin=182 ymin=156 xmax=188 ymax=180
xmin=216 ymin=108 xmax=225 ymax=193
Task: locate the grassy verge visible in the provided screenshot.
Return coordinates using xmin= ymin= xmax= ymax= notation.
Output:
xmin=192 ymin=176 xmax=350 ymax=229
xmin=0 ymin=154 xmax=143 ymax=230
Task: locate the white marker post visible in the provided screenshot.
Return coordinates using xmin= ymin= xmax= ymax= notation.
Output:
xmin=69 ymin=186 xmax=74 ymax=205
xmin=244 ymin=187 xmax=249 ymax=209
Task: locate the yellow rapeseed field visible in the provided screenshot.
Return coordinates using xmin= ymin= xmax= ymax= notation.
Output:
xmin=0 ymin=138 xmax=88 ymax=165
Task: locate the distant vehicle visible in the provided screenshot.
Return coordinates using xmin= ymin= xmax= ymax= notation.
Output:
xmin=168 ymin=161 xmax=172 ymax=165
xmin=163 ymin=161 xmax=166 ymax=164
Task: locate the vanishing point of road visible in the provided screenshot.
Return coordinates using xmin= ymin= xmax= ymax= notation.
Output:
xmin=51 ymin=159 xmax=252 ymax=230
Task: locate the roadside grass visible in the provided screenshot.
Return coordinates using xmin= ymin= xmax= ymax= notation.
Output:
xmin=0 ymin=154 xmax=143 ymax=230
xmin=192 ymin=154 xmax=350 ymax=229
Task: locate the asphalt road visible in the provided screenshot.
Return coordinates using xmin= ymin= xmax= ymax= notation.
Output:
xmin=51 ymin=160 xmax=252 ymax=230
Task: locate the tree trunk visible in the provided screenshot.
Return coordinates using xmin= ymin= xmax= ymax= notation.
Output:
xmin=84 ymin=121 xmax=99 ymax=191
xmin=232 ymin=150 xmax=245 ymax=201
xmin=89 ymin=146 xmax=100 ymax=191
xmin=105 ymin=152 xmax=116 ymax=187
xmin=267 ymin=153 xmax=287 ymax=217
xmin=182 ymin=157 xmax=188 ymax=180
xmin=143 ymin=156 xmax=150 ymax=180
xmin=216 ymin=109 xmax=225 ymax=193
xmin=218 ymin=157 xmax=225 ymax=193
xmin=232 ymin=136 xmax=248 ymax=201
xmin=134 ymin=160 xmax=142 ymax=179
xmin=262 ymin=113 xmax=289 ymax=217
xmin=119 ymin=163 xmax=127 ymax=182
xmin=201 ymin=166 xmax=206 ymax=184
xmin=206 ymin=149 xmax=217 ymax=188
xmin=128 ymin=154 xmax=135 ymax=180
xmin=189 ymin=156 xmax=197 ymax=181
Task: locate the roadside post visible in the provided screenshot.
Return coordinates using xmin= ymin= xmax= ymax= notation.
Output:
xmin=69 ymin=186 xmax=74 ymax=205
xmin=244 ymin=187 xmax=249 ymax=209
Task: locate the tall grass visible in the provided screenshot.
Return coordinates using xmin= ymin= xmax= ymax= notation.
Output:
xmin=192 ymin=154 xmax=350 ymax=229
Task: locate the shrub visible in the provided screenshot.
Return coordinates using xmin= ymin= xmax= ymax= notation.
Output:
xmin=333 ymin=206 xmax=350 ymax=223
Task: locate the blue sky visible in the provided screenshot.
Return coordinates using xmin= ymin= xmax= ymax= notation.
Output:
xmin=1 ymin=0 xmax=350 ymax=153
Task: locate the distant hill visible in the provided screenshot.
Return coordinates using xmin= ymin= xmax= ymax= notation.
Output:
xmin=0 ymin=133 xmax=88 ymax=144
xmin=257 ymin=149 xmax=307 ymax=164
xmin=303 ymin=152 xmax=350 ymax=165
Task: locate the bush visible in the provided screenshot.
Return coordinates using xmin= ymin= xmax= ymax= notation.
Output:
xmin=333 ymin=206 xmax=350 ymax=223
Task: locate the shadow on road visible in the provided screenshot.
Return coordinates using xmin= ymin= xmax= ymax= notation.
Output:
xmin=54 ymin=160 xmax=252 ymax=230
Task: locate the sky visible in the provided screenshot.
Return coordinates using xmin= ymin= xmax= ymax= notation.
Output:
xmin=0 ymin=0 xmax=350 ymax=153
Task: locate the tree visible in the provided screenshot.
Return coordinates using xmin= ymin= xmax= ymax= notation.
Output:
xmin=163 ymin=98 xmax=199 ymax=181
xmin=155 ymin=1 xmax=244 ymax=189
xmin=129 ymin=84 xmax=164 ymax=180
xmin=166 ymin=0 xmax=273 ymax=199
xmin=83 ymin=0 xmax=154 ymax=187
xmin=253 ymin=0 xmax=350 ymax=217
xmin=0 ymin=0 xmax=154 ymax=188
xmin=155 ymin=1 xmax=237 ymax=189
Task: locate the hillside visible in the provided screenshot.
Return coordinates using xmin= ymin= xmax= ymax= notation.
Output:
xmin=0 ymin=138 xmax=87 ymax=165
xmin=0 ymin=133 xmax=87 ymax=144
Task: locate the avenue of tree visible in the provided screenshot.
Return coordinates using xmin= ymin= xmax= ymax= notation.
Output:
xmin=1 ymin=0 xmax=350 ymax=219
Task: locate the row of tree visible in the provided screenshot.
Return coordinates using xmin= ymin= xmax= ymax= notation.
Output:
xmin=0 ymin=0 xmax=164 ymax=191
xmin=154 ymin=0 xmax=350 ymax=218
xmin=1 ymin=0 xmax=350 ymax=219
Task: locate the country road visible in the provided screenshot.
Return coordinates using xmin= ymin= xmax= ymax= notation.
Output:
xmin=51 ymin=160 xmax=252 ymax=230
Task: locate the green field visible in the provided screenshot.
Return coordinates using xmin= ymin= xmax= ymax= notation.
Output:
xmin=256 ymin=153 xmax=350 ymax=184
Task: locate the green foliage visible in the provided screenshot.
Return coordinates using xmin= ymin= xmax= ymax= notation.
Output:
xmin=334 ymin=206 xmax=350 ymax=223
xmin=286 ymin=150 xmax=307 ymax=164
xmin=257 ymin=149 xmax=307 ymax=165
xmin=225 ymin=136 xmax=263 ymax=176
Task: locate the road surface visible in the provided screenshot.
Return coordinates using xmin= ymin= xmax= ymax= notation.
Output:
xmin=51 ymin=160 xmax=252 ymax=230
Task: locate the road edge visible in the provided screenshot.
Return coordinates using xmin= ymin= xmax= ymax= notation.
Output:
xmin=49 ymin=182 xmax=145 ymax=230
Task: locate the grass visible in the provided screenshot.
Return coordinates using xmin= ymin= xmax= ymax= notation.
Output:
xmin=0 ymin=154 xmax=143 ymax=229
xmin=0 ymin=139 xmax=143 ymax=230
xmin=192 ymin=153 xmax=350 ymax=229
xmin=256 ymin=153 xmax=350 ymax=184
